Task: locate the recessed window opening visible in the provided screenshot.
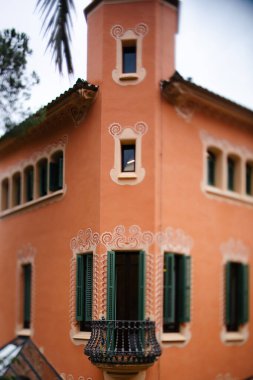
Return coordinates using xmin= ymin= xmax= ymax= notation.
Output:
xmin=12 ymin=172 xmax=21 ymax=206
xmin=38 ymin=159 xmax=48 ymax=197
xmin=122 ymin=40 xmax=137 ymax=74
xmin=246 ymin=162 xmax=253 ymax=196
xmin=227 ymin=155 xmax=240 ymax=192
xmin=22 ymin=263 xmax=32 ymax=329
xmin=121 ymin=142 xmax=136 ymax=172
xmin=1 ymin=178 xmax=9 ymax=210
xmin=24 ymin=166 xmax=34 ymax=202
xmin=50 ymin=151 xmax=63 ymax=192
xmin=207 ymin=149 xmax=216 ymax=186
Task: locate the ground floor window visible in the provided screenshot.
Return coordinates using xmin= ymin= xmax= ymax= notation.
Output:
xmin=163 ymin=253 xmax=191 ymax=333
xmin=76 ymin=253 xmax=93 ymax=332
xmin=225 ymin=262 xmax=249 ymax=332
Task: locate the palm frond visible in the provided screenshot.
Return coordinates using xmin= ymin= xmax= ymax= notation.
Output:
xmin=36 ymin=0 xmax=75 ymax=75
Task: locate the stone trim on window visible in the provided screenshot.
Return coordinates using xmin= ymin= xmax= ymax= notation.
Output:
xmin=16 ymin=244 xmax=36 ymax=337
xmin=200 ymin=130 xmax=253 ymax=205
xmin=109 ymin=122 xmax=148 ymax=185
xmin=111 ymin=23 xmax=148 ymax=86
xmin=157 ymin=228 xmax=193 ymax=347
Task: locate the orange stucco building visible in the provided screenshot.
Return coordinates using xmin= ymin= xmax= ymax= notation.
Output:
xmin=0 ymin=1 xmax=253 ymax=379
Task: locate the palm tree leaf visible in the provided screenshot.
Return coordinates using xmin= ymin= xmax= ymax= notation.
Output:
xmin=36 ymin=0 xmax=75 ymax=75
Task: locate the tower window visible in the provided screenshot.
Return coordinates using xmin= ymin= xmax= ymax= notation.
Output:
xmin=122 ymin=41 xmax=137 ymax=74
xmin=121 ymin=143 xmax=136 ymax=172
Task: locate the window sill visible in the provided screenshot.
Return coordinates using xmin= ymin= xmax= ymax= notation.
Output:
xmin=205 ymin=185 xmax=253 ymax=205
xmin=17 ymin=328 xmax=31 ymax=337
xmin=72 ymin=331 xmax=91 ymax=341
xmin=224 ymin=332 xmax=245 ymax=342
xmin=161 ymin=333 xmax=186 ymax=343
xmin=118 ymin=172 xmax=137 ymax=179
xmin=119 ymin=73 xmax=139 ymax=81
xmin=0 ymin=188 xmax=65 ymax=218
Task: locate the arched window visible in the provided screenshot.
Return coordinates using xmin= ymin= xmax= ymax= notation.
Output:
xmin=12 ymin=172 xmax=21 ymax=206
xmin=37 ymin=158 xmax=48 ymax=197
xmin=206 ymin=147 xmax=222 ymax=187
xmin=24 ymin=166 xmax=34 ymax=202
xmin=246 ymin=161 xmax=253 ymax=196
xmin=1 ymin=178 xmax=9 ymax=210
xmin=227 ymin=155 xmax=240 ymax=192
xmin=50 ymin=151 xmax=64 ymax=192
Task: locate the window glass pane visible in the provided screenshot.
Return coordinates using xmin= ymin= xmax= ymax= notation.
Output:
xmin=226 ymin=262 xmax=242 ymax=332
xmin=122 ymin=44 xmax=136 ymax=73
xmin=121 ymin=144 xmax=135 ymax=172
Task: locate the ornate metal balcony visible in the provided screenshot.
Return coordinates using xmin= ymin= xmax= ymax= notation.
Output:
xmin=85 ymin=320 xmax=161 ymax=365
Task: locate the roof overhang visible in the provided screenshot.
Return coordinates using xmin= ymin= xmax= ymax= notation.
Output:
xmin=0 ymin=79 xmax=98 ymax=153
xmin=84 ymin=0 xmax=179 ymax=19
xmin=161 ymin=72 xmax=253 ymax=128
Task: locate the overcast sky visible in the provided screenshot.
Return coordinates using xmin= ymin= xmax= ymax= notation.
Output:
xmin=0 ymin=0 xmax=253 ymax=116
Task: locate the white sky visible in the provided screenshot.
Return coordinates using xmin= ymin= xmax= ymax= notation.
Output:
xmin=0 ymin=0 xmax=253 ymax=116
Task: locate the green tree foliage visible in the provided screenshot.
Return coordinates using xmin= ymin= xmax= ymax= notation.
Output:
xmin=0 ymin=28 xmax=39 ymax=131
xmin=36 ymin=0 xmax=75 ymax=75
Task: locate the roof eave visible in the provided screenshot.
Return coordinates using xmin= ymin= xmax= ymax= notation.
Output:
xmin=161 ymin=75 xmax=253 ymax=128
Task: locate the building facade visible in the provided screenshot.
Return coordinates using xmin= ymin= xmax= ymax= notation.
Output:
xmin=0 ymin=0 xmax=253 ymax=379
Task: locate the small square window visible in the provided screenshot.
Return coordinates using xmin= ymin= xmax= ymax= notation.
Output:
xmin=122 ymin=41 xmax=137 ymax=74
xmin=121 ymin=143 xmax=136 ymax=172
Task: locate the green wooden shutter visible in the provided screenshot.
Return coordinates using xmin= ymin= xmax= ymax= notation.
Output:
xmin=164 ymin=253 xmax=175 ymax=324
xmin=85 ymin=254 xmax=93 ymax=322
xmin=138 ymin=250 xmax=146 ymax=320
xmin=58 ymin=156 xmax=63 ymax=189
xmin=76 ymin=255 xmax=84 ymax=321
xmin=107 ymin=251 xmax=116 ymax=320
xmin=23 ymin=264 xmax=32 ymax=326
xmin=239 ymin=264 xmax=249 ymax=324
xmin=179 ymin=255 xmax=191 ymax=323
xmin=225 ymin=262 xmax=232 ymax=325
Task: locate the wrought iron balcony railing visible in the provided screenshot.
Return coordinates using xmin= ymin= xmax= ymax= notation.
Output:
xmin=85 ymin=320 xmax=161 ymax=365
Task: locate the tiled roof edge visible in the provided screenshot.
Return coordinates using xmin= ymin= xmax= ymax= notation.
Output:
xmin=161 ymin=71 xmax=253 ymax=118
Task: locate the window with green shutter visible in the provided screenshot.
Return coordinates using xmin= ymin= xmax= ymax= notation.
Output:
xmin=76 ymin=253 xmax=93 ymax=332
xmin=225 ymin=261 xmax=249 ymax=332
xmin=23 ymin=264 xmax=32 ymax=329
xmin=163 ymin=253 xmax=191 ymax=333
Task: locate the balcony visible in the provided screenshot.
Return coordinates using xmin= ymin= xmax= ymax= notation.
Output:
xmin=85 ymin=319 xmax=161 ymax=375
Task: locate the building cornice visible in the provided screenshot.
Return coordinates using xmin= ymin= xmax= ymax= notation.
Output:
xmin=84 ymin=0 xmax=179 ymax=19
xmin=161 ymin=72 xmax=253 ymax=129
